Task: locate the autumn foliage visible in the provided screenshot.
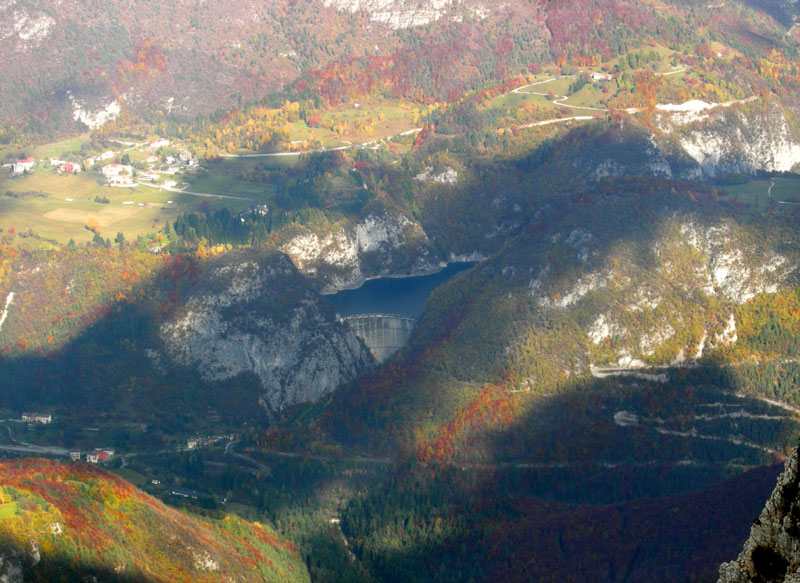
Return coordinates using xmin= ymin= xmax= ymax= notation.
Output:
xmin=0 ymin=459 xmax=307 ymax=583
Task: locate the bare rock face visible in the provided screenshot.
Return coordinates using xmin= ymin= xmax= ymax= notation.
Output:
xmin=159 ymin=249 xmax=373 ymax=413
xmin=718 ymin=446 xmax=800 ymax=583
xmin=282 ymin=209 xmax=440 ymax=293
xmin=581 ymin=101 xmax=800 ymax=181
xmin=0 ymin=551 xmax=24 ymax=583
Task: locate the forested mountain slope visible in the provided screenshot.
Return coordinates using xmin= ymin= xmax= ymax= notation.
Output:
xmin=0 ymin=458 xmax=308 ymax=583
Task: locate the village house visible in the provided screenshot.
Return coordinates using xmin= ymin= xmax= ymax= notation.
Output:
xmin=12 ymin=157 xmax=34 ymax=175
xmin=61 ymin=162 xmax=81 ymax=174
xmin=49 ymin=159 xmax=81 ymax=174
xmin=148 ymin=139 xmax=170 ymax=151
xmin=590 ymin=71 xmax=614 ymax=82
xmin=138 ymin=171 xmax=159 ymax=181
xmin=101 ymin=163 xmax=132 ymax=178
xmin=69 ymin=451 xmax=81 ymax=461
xmin=85 ymin=448 xmax=114 ymax=463
xmin=86 ymin=151 xmax=116 ymax=168
xmin=108 ymin=175 xmax=136 ymax=187
xmin=21 ymin=412 xmax=52 ymax=424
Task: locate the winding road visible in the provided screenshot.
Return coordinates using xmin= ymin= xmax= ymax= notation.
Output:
xmin=135 ymin=180 xmax=253 ymax=201
xmin=512 ymin=77 xmax=608 ymax=113
xmin=767 ymin=179 xmax=800 ymax=206
xmin=219 ymin=128 xmax=421 ymax=159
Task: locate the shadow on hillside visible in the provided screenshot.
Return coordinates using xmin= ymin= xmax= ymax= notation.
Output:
xmin=2 ymin=120 xmax=800 ymax=581
xmin=0 ymin=539 xmax=160 ymax=583
xmin=338 ymin=458 xmax=783 ymax=583
xmin=331 ymin=363 xmax=797 ymax=582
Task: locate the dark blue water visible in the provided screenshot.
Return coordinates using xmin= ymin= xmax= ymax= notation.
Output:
xmin=327 ymin=262 xmax=475 ymax=318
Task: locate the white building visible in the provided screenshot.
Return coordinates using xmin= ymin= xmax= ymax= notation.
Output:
xmin=148 ymin=139 xmax=170 ymax=151
xmin=101 ymin=163 xmax=133 ymax=178
xmin=12 ymin=157 xmax=34 ymax=174
xmin=108 ymin=176 xmax=136 ymax=187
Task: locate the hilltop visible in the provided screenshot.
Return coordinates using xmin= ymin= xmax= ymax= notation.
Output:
xmin=0 ymin=458 xmax=308 ymax=583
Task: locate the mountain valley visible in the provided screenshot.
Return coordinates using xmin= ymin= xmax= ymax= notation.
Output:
xmin=3 ymin=0 xmax=800 ymax=581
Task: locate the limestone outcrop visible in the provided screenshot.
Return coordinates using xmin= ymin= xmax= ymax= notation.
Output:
xmin=718 ymin=445 xmax=800 ymax=582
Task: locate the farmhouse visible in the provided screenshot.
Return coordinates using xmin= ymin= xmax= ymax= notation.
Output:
xmin=108 ymin=176 xmax=136 ymax=187
xmin=101 ymin=163 xmax=132 ymax=178
xmin=85 ymin=448 xmax=114 ymax=463
xmin=12 ymin=157 xmax=34 ymax=174
xmin=148 ymin=139 xmax=170 ymax=151
xmin=21 ymin=412 xmax=52 ymax=424
xmin=61 ymin=162 xmax=81 ymax=174
xmin=590 ymin=71 xmax=614 ymax=81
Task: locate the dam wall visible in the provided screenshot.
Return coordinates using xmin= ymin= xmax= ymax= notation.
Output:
xmin=341 ymin=314 xmax=416 ymax=363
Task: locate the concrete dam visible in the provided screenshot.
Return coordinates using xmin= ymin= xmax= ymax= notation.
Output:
xmin=341 ymin=314 xmax=416 ymax=363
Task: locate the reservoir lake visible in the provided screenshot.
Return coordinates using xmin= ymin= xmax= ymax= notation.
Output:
xmin=326 ymin=262 xmax=475 ymax=319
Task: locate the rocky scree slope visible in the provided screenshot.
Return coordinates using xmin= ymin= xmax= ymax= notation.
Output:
xmin=718 ymin=444 xmax=800 ymax=583
xmin=159 ymin=248 xmax=372 ymax=413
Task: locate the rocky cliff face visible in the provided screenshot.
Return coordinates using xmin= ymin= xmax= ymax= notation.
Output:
xmin=718 ymin=446 xmax=800 ymax=583
xmin=320 ymin=0 xmax=492 ymax=29
xmin=522 ymin=212 xmax=797 ymax=371
xmin=0 ymin=550 xmax=23 ymax=583
xmin=658 ymin=100 xmax=800 ymax=178
xmin=159 ymin=249 xmax=372 ymax=413
xmin=281 ymin=209 xmax=440 ymax=293
xmin=584 ymin=100 xmax=800 ymax=180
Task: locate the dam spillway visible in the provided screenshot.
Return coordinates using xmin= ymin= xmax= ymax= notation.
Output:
xmin=341 ymin=314 xmax=416 ymax=363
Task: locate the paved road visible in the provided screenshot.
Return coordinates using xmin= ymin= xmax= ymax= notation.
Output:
xmin=0 ymin=443 xmax=70 ymax=456
xmin=512 ymin=77 xmax=608 ymax=113
xmin=220 ymin=128 xmax=421 ymax=159
xmin=135 ymin=180 xmax=253 ymax=201
xmin=768 ymin=179 xmax=800 ymax=206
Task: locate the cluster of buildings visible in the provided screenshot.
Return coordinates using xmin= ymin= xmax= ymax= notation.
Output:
xmin=21 ymin=412 xmax=52 ymax=424
xmin=49 ymin=158 xmax=82 ymax=174
xmin=6 ymin=137 xmax=200 ymax=191
xmin=101 ymin=163 xmax=136 ymax=187
xmin=85 ymin=151 xmax=116 ymax=168
xmin=99 ymin=140 xmax=197 ymax=187
xmin=70 ymin=448 xmax=115 ymax=463
xmin=186 ymin=434 xmax=235 ymax=450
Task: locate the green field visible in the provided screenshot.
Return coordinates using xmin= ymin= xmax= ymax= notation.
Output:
xmin=0 ymin=162 xmax=257 ymax=244
xmin=720 ymin=178 xmax=800 ymax=213
xmin=488 ymin=75 xmax=612 ymax=115
xmin=0 ymin=502 xmax=18 ymax=519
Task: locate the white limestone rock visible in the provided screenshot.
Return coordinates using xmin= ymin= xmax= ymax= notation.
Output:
xmin=282 ymin=210 xmax=439 ymax=293
xmin=159 ymin=250 xmax=372 ymax=413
